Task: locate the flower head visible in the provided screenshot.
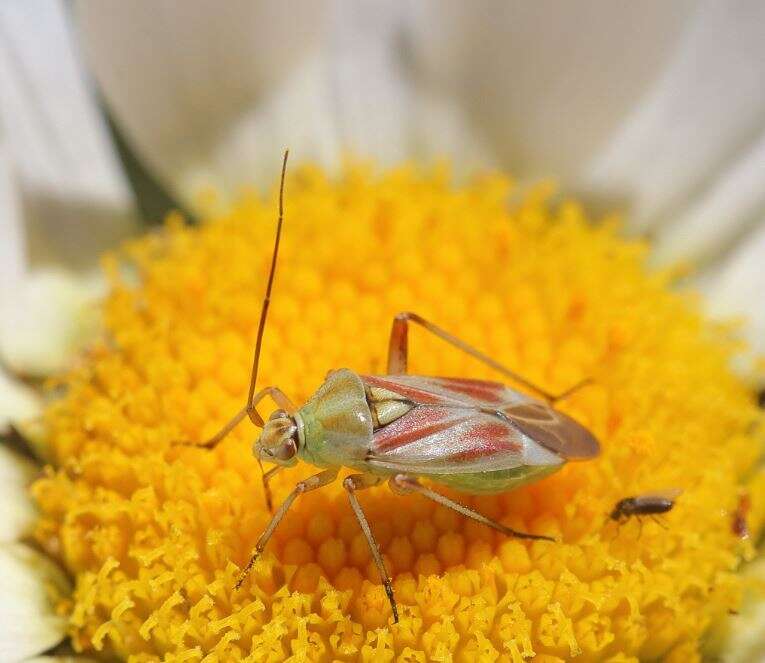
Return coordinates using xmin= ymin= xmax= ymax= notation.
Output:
xmin=33 ymin=163 xmax=763 ymax=660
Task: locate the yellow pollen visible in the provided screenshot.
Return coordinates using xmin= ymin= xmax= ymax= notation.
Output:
xmin=32 ymin=162 xmax=764 ymax=661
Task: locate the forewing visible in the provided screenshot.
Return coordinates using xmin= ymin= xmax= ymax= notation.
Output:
xmin=503 ymin=401 xmax=599 ymax=460
xmin=362 ymin=374 xmax=596 ymax=475
xmin=364 ymin=375 xmax=530 ymax=408
xmin=635 ymin=488 xmax=684 ymax=501
xmin=366 ymin=405 xmax=528 ymax=474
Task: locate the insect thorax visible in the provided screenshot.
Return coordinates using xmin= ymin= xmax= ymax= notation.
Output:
xmin=364 ymin=384 xmax=414 ymax=429
xmin=296 ymin=369 xmax=375 ymax=469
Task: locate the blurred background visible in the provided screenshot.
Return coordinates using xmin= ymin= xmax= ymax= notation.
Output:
xmin=1 ymin=0 xmax=765 ymax=406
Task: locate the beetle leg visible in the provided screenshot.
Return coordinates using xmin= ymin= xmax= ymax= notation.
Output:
xmin=390 ymin=474 xmax=555 ymax=542
xmin=236 ymin=468 xmax=338 ymax=589
xmin=386 ymin=311 xmax=590 ymax=404
xmin=343 ymin=473 xmax=398 ymax=624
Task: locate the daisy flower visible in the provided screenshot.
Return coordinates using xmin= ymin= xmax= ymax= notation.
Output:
xmin=1 ymin=2 xmax=764 ymax=661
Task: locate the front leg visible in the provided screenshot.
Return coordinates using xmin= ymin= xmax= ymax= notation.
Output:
xmin=236 ymin=468 xmax=338 ymax=588
xmin=192 ymin=385 xmax=295 ymax=449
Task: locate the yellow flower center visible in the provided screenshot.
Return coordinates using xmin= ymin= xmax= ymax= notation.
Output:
xmin=33 ymin=164 xmax=763 ymax=661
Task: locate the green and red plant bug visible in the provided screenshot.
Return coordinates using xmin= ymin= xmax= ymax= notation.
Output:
xmin=190 ymin=151 xmax=601 ymax=623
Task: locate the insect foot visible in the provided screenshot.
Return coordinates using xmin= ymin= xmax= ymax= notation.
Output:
xmin=235 ymin=551 xmax=261 ymax=590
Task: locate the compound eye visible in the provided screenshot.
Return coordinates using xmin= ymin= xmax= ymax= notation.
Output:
xmin=269 ymin=409 xmax=288 ymax=421
xmin=274 ymin=439 xmax=297 ymax=461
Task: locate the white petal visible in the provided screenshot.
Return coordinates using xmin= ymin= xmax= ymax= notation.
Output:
xmin=412 ymin=0 xmax=695 ymax=181
xmin=75 ymin=0 xmax=328 ymax=202
xmin=0 ymin=369 xmax=41 ymax=436
xmin=0 ymin=543 xmax=69 ymax=662
xmin=181 ymin=5 xmax=494 ymax=203
xmin=584 ymin=0 xmax=765 ymax=233
xmin=0 ymin=269 xmax=104 ymax=377
xmin=75 ymin=0 xmax=697 ymax=191
xmin=0 ymin=1 xmax=134 ymax=381
xmin=327 ymin=0 xmax=413 ymax=166
xmin=25 ymin=658 xmax=98 ymax=663
xmin=0 ymin=143 xmax=25 ymax=305
xmin=78 ymin=0 xmax=498 ymax=205
xmin=710 ymin=557 xmax=765 ymax=663
xmin=700 ymin=218 xmax=765 ymax=364
xmin=0 ymin=443 xmax=38 ymax=543
xmin=180 ymin=53 xmax=342 ymax=205
xmin=651 ymin=127 xmax=765 ymax=268
xmin=328 ymin=0 xmax=494 ymax=171
xmin=412 ymin=90 xmax=495 ymax=175
xmin=0 ymin=0 xmax=134 ymax=273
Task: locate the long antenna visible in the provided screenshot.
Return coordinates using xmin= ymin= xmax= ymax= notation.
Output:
xmin=247 ymin=150 xmax=289 ymax=407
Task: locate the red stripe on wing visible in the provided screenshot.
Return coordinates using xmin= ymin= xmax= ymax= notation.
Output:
xmin=371 ymin=404 xmax=523 ymax=467
xmin=363 ymin=375 xmax=445 ymax=405
xmin=451 ymin=420 xmax=520 ymax=460
xmin=431 ymin=377 xmax=508 ymax=404
xmin=373 ymin=405 xmax=471 ymax=452
xmin=363 ymin=374 xmax=518 ymax=407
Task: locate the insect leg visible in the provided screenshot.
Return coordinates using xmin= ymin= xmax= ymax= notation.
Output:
xmin=343 ymin=473 xmax=398 ymax=623
xmin=261 ymin=464 xmax=283 ymax=513
xmin=246 ymin=386 xmax=296 ymax=427
xmin=386 ymin=312 xmax=590 ymax=403
xmin=650 ymin=515 xmax=668 ymax=530
xmin=390 ymin=474 xmax=555 ymax=542
xmin=236 ymin=468 xmax=337 ymax=589
xmin=191 ymin=386 xmax=296 ymax=448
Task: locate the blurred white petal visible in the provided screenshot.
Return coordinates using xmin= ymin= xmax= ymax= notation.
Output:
xmin=0 ymin=371 xmax=40 ymax=437
xmin=584 ymin=0 xmax=765 ymax=235
xmin=0 ymin=269 xmax=103 ymax=377
xmin=700 ymin=218 xmax=765 ymax=363
xmin=78 ymin=0 xmax=494 ymax=205
xmin=0 ymin=0 xmax=134 ymax=271
xmin=411 ymin=90 xmax=495 ymax=175
xmin=0 ymin=142 xmax=26 ymax=314
xmin=328 ymin=1 xmax=411 ymax=165
xmin=75 ymin=0 xmax=328 ymax=203
xmin=0 ymin=0 xmax=133 ymax=377
xmin=0 ymin=543 xmax=69 ymax=662
xmin=652 ymin=127 xmax=765 ymax=268
xmin=411 ymin=0 xmax=695 ymax=181
xmin=329 ymin=0 xmax=494 ymax=171
xmin=180 ymin=53 xmax=342 ymax=204
xmin=78 ymin=0 xmax=712 ymax=199
xmin=0 ymin=445 xmax=37 ymax=541
xmin=710 ymin=557 xmax=765 ymax=663
xmin=25 ymin=658 xmax=97 ymax=663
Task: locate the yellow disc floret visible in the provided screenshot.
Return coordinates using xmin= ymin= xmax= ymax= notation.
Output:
xmin=33 ymin=163 xmax=764 ymax=661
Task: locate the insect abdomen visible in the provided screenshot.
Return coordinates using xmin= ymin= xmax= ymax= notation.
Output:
xmin=424 ymin=464 xmax=560 ymax=495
